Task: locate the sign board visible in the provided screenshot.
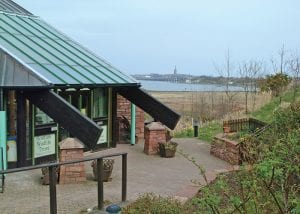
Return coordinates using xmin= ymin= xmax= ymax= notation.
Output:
xmin=7 ymin=137 xmax=17 ymax=162
xmin=34 ymin=134 xmax=56 ymax=158
xmin=97 ymin=125 xmax=107 ymax=144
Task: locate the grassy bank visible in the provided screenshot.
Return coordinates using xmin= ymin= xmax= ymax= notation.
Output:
xmin=251 ymin=88 xmax=300 ymax=122
xmin=171 ymin=88 xmax=300 ymax=142
xmin=198 ymin=121 xmax=222 ymax=143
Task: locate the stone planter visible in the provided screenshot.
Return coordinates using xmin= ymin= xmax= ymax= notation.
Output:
xmin=91 ymin=159 xmax=114 ymax=182
xmin=158 ymin=142 xmax=178 ymax=158
xmin=210 ymin=134 xmax=241 ymax=165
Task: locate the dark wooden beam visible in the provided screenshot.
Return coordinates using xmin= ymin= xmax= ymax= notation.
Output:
xmin=117 ymin=87 xmax=180 ymax=130
xmin=16 ymin=91 xmax=27 ymax=167
xmin=24 ymin=90 xmax=102 ymax=149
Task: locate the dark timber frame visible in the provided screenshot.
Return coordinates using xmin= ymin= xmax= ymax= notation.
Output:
xmin=117 ymin=87 xmax=180 ymax=130
xmin=16 ymin=91 xmax=27 ymax=167
xmin=24 ymin=90 xmax=102 ymax=149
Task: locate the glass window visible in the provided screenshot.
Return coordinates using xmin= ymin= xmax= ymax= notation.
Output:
xmin=80 ymin=92 xmax=90 ymax=116
xmin=35 ymin=107 xmax=54 ymax=126
xmin=93 ymin=88 xmax=108 ymax=118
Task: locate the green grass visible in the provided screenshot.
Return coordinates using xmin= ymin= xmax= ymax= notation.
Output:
xmin=251 ymin=88 xmax=300 ymax=123
xmin=173 ymin=121 xmax=223 ymax=143
xmin=173 ymin=127 xmax=194 ymax=138
xmin=198 ymin=121 xmax=222 ymax=143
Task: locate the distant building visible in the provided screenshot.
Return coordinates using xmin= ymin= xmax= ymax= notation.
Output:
xmin=174 ymin=66 xmax=178 ymax=75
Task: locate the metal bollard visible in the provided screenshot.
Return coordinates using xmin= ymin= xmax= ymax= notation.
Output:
xmin=106 ymin=204 xmax=121 ymax=214
xmin=193 ymin=119 xmax=199 ymax=137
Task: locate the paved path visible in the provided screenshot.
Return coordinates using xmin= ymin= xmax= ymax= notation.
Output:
xmin=0 ymin=138 xmax=230 ymax=213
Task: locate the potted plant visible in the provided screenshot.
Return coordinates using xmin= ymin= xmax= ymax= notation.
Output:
xmin=158 ymin=141 xmax=178 ymax=158
xmin=91 ymin=159 xmax=114 ymax=182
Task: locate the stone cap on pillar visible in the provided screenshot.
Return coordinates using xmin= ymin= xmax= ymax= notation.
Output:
xmin=146 ymin=122 xmax=165 ymax=131
xmin=59 ymin=138 xmax=85 ymax=150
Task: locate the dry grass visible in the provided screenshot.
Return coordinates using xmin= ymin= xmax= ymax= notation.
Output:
xmin=149 ymin=91 xmax=271 ymax=132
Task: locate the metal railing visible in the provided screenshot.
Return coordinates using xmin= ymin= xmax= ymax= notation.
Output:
xmin=0 ymin=152 xmax=128 ymax=214
xmin=0 ymin=147 xmax=4 ymax=193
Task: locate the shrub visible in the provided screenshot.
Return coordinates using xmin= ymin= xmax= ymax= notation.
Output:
xmin=122 ymin=193 xmax=188 ymax=214
xmin=173 ymin=127 xmax=193 ymax=138
xmin=196 ymin=101 xmax=300 ymax=213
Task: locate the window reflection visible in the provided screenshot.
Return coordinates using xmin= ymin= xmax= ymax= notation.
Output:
xmin=93 ymin=88 xmax=108 ymax=118
xmin=35 ymin=108 xmax=54 ymax=125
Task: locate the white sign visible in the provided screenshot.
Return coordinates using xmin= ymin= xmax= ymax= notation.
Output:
xmin=34 ymin=134 xmax=56 ymax=158
xmin=7 ymin=139 xmax=17 ymax=162
xmin=97 ymin=125 xmax=107 ymax=144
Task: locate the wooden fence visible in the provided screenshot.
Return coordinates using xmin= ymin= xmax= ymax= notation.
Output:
xmin=223 ymin=118 xmax=267 ymax=133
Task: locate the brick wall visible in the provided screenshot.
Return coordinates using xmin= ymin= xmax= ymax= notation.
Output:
xmin=144 ymin=122 xmax=166 ymax=155
xmin=59 ymin=138 xmax=86 ymax=184
xmin=59 ymin=149 xmax=86 ymax=184
xmin=117 ymin=95 xmax=145 ymax=141
xmin=210 ymin=134 xmax=241 ymax=165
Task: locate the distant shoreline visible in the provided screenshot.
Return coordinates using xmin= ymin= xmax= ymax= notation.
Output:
xmin=139 ymin=80 xmax=244 ymax=92
xmin=146 ymin=90 xmax=245 ymax=93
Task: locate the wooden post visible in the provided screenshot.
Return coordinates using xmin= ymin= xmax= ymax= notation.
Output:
xmin=122 ymin=153 xmax=127 ymax=202
xmin=97 ymin=158 xmax=104 ymax=210
xmin=49 ymin=166 xmax=57 ymax=214
xmin=8 ymin=91 xmax=16 ymax=136
xmin=16 ymin=91 xmax=27 ymax=167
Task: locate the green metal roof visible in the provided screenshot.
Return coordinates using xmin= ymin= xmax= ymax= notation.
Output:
xmin=0 ymin=0 xmax=32 ymax=16
xmin=0 ymin=3 xmax=138 ymax=87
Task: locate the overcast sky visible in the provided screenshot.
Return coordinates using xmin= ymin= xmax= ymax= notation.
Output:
xmin=15 ymin=0 xmax=300 ymax=76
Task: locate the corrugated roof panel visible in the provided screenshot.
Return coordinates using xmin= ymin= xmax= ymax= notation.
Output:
xmin=67 ymin=40 xmax=138 ymax=83
xmin=28 ymin=63 xmax=79 ymax=85
xmin=9 ymin=11 xmax=137 ymax=81
xmin=0 ymin=9 xmax=138 ymax=86
xmin=34 ymin=19 xmax=138 ymax=84
xmin=0 ymin=0 xmax=33 ymax=16
xmin=0 ymin=37 xmax=34 ymax=63
xmin=0 ymin=33 xmax=52 ymax=64
xmin=13 ymin=15 xmax=68 ymax=40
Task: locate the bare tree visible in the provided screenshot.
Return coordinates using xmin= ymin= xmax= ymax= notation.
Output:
xmin=271 ymin=45 xmax=288 ymax=74
xmin=271 ymin=45 xmax=289 ymax=103
xmin=214 ymin=49 xmax=238 ymax=117
xmin=239 ymin=62 xmax=251 ymax=114
xmin=288 ymin=52 xmax=300 ymax=101
xmin=239 ymin=60 xmax=263 ymax=114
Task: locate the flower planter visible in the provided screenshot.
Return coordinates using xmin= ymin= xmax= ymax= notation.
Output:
xmin=223 ymin=126 xmax=230 ymax=133
xmin=158 ymin=141 xmax=178 ymax=158
xmin=91 ymin=159 xmax=114 ymax=182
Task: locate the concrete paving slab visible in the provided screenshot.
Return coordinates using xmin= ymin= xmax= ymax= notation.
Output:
xmin=0 ymin=138 xmax=230 ymax=213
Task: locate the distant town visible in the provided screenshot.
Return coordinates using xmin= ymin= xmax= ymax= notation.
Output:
xmin=132 ymin=67 xmax=246 ymax=86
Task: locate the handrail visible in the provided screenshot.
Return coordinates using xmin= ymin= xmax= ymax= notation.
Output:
xmin=0 ymin=152 xmax=127 ymax=174
xmin=0 ymin=152 xmax=128 ymax=214
xmin=0 ymin=147 xmax=4 ymax=193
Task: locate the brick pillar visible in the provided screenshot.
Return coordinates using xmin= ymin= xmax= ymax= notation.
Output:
xmin=117 ymin=95 xmax=145 ymax=143
xmin=144 ymin=122 xmax=166 ymax=155
xmin=59 ymin=138 xmax=86 ymax=184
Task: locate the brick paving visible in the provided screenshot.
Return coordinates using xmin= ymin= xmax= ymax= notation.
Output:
xmin=0 ymin=138 xmax=230 ymax=213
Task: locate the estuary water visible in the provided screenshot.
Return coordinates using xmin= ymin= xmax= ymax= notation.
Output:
xmin=139 ymin=80 xmax=243 ymax=92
